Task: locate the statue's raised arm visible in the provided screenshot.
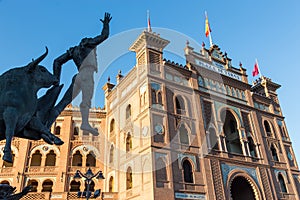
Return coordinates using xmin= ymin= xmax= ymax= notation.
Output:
xmin=87 ymin=12 xmax=112 ymax=47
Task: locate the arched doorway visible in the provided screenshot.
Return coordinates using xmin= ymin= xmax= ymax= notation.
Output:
xmin=27 ymin=180 xmax=38 ymax=192
xmin=70 ymin=180 xmax=81 ymax=192
xmin=230 ymin=176 xmax=257 ymax=200
xmin=42 ymin=180 xmax=53 ymax=192
xmin=0 ymin=180 xmax=10 ymax=185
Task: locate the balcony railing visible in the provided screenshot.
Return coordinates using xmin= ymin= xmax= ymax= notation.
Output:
xmin=26 ymin=166 xmax=58 ymax=173
xmin=20 ymin=192 xmax=105 ymax=200
xmin=0 ymin=167 xmax=14 ymax=174
xmin=176 ymin=109 xmax=186 ymax=115
xmin=20 ymin=192 xmax=50 ymax=200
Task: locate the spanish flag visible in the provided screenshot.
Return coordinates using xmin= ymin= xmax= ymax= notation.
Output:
xmin=205 ymin=14 xmax=211 ymax=37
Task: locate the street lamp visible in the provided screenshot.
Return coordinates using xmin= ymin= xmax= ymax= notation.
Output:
xmin=73 ymin=168 xmax=105 ymax=200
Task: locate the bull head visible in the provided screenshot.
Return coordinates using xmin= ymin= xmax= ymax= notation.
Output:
xmin=27 ymin=47 xmax=48 ymax=72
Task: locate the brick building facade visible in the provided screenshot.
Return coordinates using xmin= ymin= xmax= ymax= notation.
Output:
xmin=0 ymin=30 xmax=299 ymax=200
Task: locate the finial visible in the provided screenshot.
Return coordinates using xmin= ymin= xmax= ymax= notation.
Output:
xmin=108 ymin=76 xmax=110 ymax=82
xmin=202 ymin=42 xmax=205 ymax=47
xmin=118 ymin=70 xmax=122 ymax=75
xmin=224 ymin=52 xmax=227 ymax=58
xmin=239 ymin=62 xmax=242 ymax=67
xmin=186 ymin=40 xmax=190 ymax=46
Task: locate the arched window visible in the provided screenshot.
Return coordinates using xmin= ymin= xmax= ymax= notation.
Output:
xmin=208 ymin=127 xmax=218 ymax=150
xmin=109 ymin=176 xmax=114 ymax=192
xmin=175 ymin=96 xmax=185 ymax=115
xmin=278 ymin=174 xmax=287 ymax=193
xmin=70 ymin=180 xmax=81 ymax=192
xmin=55 ymin=126 xmax=61 ymax=135
xmin=248 ymin=136 xmax=257 ymax=157
xmin=126 ymin=134 xmax=132 ymax=153
xmin=73 ymin=126 xmax=79 ymax=136
xmin=183 ymin=160 xmax=193 ymax=183
xmin=110 ymin=119 xmax=115 ymax=132
xmin=126 ymin=167 xmax=133 ymax=190
xmin=42 ymin=180 xmax=53 ymax=192
xmin=157 ymin=91 xmax=162 ymax=105
xmin=85 ymin=180 xmax=95 ymax=192
xmin=222 ymin=110 xmax=243 ymax=154
xmin=281 ymin=126 xmax=287 ymax=138
xmin=264 ymin=121 xmax=272 ymax=136
xmin=45 ymin=150 xmax=56 ymax=166
xmin=126 ymin=104 xmax=131 ymax=120
xmin=179 ymin=124 xmax=189 ymax=145
xmin=156 ymin=158 xmax=167 ymax=182
xmin=86 ymin=152 xmax=96 ymax=167
xmin=152 ymin=88 xmax=157 ymax=105
xmin=3 ymin=153 xmax=15 ymax=167
xmin=109 ymin=145 xmax=114 ymax=164
xmin=151 ymin=82 xmax=162 ymax=105
xmin=72 ymin=150 xmax=83 ymax=166
xmin=30 ymin=150 xmax=42 ymax=166
xmin=28 ymin=180 xmax=38 ymax=192
xmin=278 ymin=122 xmax=287 ymax=138
xmin=0 ymin=180 xmax=10 ymax=185
xmin=271 ymin=144 xmax=279 ymax=161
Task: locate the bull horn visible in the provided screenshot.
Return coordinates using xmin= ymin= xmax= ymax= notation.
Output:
xmin=28 ymin=47 xmax=48 ymax=67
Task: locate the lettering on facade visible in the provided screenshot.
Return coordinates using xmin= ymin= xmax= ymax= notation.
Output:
xmin=195 ymin=59 xmax=242 ymax=81
xmin=175 ymin=192 xmax=206 ymax=200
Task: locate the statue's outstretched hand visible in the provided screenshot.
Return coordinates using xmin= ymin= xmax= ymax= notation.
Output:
xmin=100 ymin=12 xmax=112 ymax=24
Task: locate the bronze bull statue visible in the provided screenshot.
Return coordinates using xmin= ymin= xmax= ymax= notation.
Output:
xmin=0 ymin=48 xmax=64 ymax=163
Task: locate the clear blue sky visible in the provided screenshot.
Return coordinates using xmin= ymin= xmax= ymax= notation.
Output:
xmin=1 ymin=1 xmax=300 ymax=163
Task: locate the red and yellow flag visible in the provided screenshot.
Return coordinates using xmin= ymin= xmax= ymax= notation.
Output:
xmin=205 ymin=15 xmax=211 ymax=37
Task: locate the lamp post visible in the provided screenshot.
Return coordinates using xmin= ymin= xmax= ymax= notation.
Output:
xmin=73 ymin=168 xmax=105 ymax=200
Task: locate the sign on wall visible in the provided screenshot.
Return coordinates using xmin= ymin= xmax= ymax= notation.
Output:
xmin=175 ymin=192 xmax=206 ymax=200
xmin=195 ymin=59 xmax=242 ymax=81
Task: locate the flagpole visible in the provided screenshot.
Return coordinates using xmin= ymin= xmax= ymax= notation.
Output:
xmin=205 ymin=11 xmax=213 ymax=47
xmin=256 ymin=58 xmax=263 ymax=78
xmin=147 ymin=10 xmax=152 ymax=32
